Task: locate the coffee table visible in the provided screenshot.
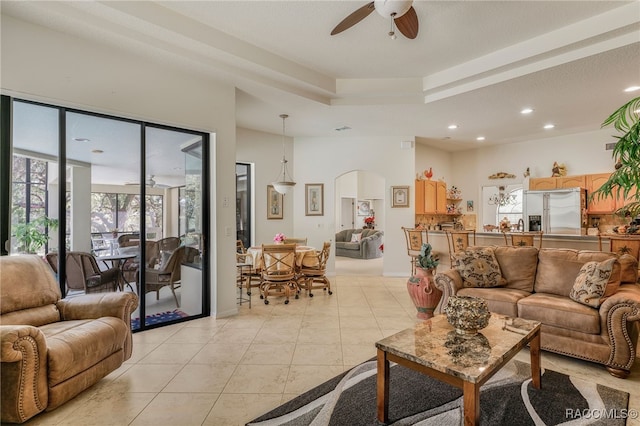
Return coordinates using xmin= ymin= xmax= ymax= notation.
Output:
xmin=376 ymin=313 xmax=541 ymax=426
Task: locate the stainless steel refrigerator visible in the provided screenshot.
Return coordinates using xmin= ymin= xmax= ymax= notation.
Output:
xmin=523 ymin=188 xmax=586 ymax=235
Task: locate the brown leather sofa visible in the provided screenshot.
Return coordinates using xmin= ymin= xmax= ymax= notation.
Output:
xmin=435 ymin=246 xmax=640 ymax=378
xmin=0 ymin=255 xmax=138 ymax=423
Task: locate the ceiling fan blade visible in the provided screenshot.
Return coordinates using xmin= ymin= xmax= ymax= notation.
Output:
xmin=394 ymin=6 xmax=419 ymax=39
xmin=331 ymin=2 xmax=375 ymax=35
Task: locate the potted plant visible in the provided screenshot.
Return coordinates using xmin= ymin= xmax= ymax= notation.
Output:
xmin=591 ymin=96 xmax=640 ymax=220
xmin=13 ymin=216 xmax=59 ymax=254
xmin=407 ymin=243 xmax=441 ymax=320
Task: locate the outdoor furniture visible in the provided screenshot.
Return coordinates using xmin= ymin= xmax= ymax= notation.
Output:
xmin=143 ymin=246 xmax=199 ymax=307
xmin=65 ymin=251 xmax=120 ymax=293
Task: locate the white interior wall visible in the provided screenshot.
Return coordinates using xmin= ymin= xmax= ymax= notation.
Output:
xmin=1 ymin=15 xmax=238 ymax=317
xmin=235 ymin=127 xmax=294 ymax=246
xmin=292 ymin=136 xmax=415 ymax=277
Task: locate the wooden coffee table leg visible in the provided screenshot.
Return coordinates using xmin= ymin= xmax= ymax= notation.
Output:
xmin=463 ymin=380 xmax=480 ymax=425
xmin=530 ymin=329 xmax=541 ymax=389
xmin=377 ymin=348 xmax=389 ymax=423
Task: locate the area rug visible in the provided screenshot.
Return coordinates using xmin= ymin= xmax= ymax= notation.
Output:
xmin=131 ymin=309 xmax=189 ymax=329
xmin=247 ymin=359 xmax=630 ymax=425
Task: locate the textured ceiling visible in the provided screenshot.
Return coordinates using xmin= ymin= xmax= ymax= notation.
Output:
xmin=2 ymin=0 xmax=640 ymax=152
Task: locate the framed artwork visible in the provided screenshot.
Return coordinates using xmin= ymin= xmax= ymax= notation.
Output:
xmin=357 ymin=200 xmax=371 ymax=216
xmin=467 ymin=200 xmax=474 ymax=212
xmin=305 ymin=183 xmax=324 ymax=216
xmin=391 ymin=186 xmax=410 ymax=208
xmin=267 ymin=185 xmax=283 ymax=219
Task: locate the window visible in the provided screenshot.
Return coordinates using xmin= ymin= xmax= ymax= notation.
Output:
xmin=90 ymin=192 xmax=162 ymax=234
xmin=496 ymin=188 xmax=524 ymax=229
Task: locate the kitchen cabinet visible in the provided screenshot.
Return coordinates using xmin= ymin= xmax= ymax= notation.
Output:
xmin=529 ymin=177 xmax=557 ymax=190
xmin=557 ymin=175 xmax=586 ymax=189
xmin=424 ymin=180 xmax=446 ymax=214
xmin=415 ymin=180 xmax=446 ymax=214
xmin=587 ymin=173 xmax=616 ymax=214
xmin=415 ymin=180 xmax=425 ymax=215
xmin=530 ymin=175 xmax=586 ymax=190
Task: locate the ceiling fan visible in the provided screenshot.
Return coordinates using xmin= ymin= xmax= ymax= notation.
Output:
xmin=331 ymin=0 xmax=419 ymax=40
xmin=125 ymin=175 xmax=170 ymax=188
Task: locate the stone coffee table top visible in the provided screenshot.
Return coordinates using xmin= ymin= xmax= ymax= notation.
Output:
xmin=375 ymin=314 xmax=540 ymax=383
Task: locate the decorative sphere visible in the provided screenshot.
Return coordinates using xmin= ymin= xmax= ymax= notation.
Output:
xmin=374 ymin=0 xmax=413 ymax=18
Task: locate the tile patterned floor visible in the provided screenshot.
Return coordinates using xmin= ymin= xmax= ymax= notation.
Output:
xmin=23 ymin=271 xmax=640 ymax=426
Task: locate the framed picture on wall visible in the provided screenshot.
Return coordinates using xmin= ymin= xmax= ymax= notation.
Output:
xmin=267 ymin=185 xmax=283 ymax=219
xmin=305 ymin=183 xmax=324 ymax=216
xmin=357 ymin=200 xmax=371 ymax=216
xmin=391 ymin=186 xmax=410 ymax=208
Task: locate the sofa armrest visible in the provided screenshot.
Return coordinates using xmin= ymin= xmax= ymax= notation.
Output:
xmin=56 ymin=292 xmax=138 ymax=325
xmin=434 ymin=269 xmax=463 ymax=313
xmin=598 ymin=283 xmax=640 ymax=371
xmin=360 ymin=233 xmax=382 ymax=254
xmin=1 ymin=325 xmax=48 ymax=423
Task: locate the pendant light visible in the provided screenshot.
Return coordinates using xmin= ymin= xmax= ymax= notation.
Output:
xmin=271 ymin=114 xmax=296 ymax=195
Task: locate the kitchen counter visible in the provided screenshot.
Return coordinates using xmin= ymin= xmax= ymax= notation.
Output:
xmin=425 ymin=230 xmax=602 ymax=269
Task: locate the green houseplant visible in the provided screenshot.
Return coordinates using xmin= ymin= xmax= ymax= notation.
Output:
xmin=591 ymin=96 xmax=640 ymax=220
xmin=13 ymin=216 xmax=59 ymax=254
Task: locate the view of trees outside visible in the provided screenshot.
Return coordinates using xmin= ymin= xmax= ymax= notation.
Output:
xmin=90 ymin=192 xmax=163 ymax=234
xmin=11 ymin=156 xmax=48 ymax=225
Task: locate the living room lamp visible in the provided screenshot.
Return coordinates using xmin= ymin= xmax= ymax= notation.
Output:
xmin=272 ymin=114 xmax=296 ymax=195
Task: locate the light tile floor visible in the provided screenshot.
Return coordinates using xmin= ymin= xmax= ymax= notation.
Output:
xmin=23 ymin=267 xmax=640 ymax=426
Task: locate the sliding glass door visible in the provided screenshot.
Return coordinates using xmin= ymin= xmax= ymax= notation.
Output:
xmin=4 ymin=97 xmax=209 ymax=331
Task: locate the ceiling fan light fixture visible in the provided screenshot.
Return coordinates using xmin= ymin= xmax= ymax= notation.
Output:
xmin=374 ymin=0 xmax=412 ymax=19
xmin=272 ymin=114 xmax=296 ymax=195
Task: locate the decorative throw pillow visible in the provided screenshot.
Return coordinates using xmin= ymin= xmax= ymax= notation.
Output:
xmin=350 ymin=233 xmax=362 ymax=243
xmin=569 ymin=258 xmax=616 ymax=308
xmin=453 ymin=247 xmax=506 ymax=288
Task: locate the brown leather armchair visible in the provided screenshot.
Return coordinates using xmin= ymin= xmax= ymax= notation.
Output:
xmin=0 ymin=255 xmax=138 ymax=423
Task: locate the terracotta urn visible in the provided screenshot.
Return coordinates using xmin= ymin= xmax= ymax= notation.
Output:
xmin=406 ymin=267 xmax=442 ymax=320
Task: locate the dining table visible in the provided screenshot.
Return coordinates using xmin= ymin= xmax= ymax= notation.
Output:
xmin=96 ymin=251 xmax=138 ymax=291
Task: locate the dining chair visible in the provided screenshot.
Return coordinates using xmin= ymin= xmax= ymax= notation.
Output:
xmin=65 ymin=251 xmax=120 ymax=294
xmin=143 ymin=245 xmax=199 ymax=307
xmin=236 ymin=240 xmax=262 ymax=296
xmin=402 ymin=227 xmax=441 ymax=275
xmin=598 ymin=233 xmax=640 ymax=261
xmin=298 ymin=241 xmax=332 ymax=297
xmin=503 ymin=231 xmax=543 ymax=249
xmin=117 ymin=233 xmax=140 ymax=248
xmin=445 ymin=230 xmax=476 ymax=265
xmin=283 ymin=237 xmax=307 ymax=245
xmin=259 ymin=243 xmax=298 ymax=305
xmin=157 ymin=236 xmax=180 ymax=253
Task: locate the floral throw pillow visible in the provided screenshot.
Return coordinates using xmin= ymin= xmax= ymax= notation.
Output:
xmin=453 ymin=247 xmax=506 ymax=288
xmin=350 ymin=233 xmax=362 ymax=243
xmin=569 ymin=258 xmax=616 ymax=308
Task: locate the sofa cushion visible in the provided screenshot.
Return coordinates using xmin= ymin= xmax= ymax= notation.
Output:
xmin=619 ymin=254 xmax=639 ymax=284
xmin=493 ymin=246 xmax=538 ymax=292
xmin=569 ymin=258 xmax=617 ymax=308
xmin=453 ymin=247 xmax=506 ymax=288
xmin=518 ymin=293 xmax=600 ymax=335
xmin=340 ymin=242 xmax=360 ymax=251
xmin=457 ymin=287 xmax=530 ymax=318
xmin=41 ymin=317 xmax=129 ymax=386
xmin=533 ymin=249 xmax=620 ymax=298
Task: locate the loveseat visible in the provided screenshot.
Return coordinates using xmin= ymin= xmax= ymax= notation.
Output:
xmin=0 ymin=255 xmax=139 ymax=423
xmin=335 ymin=229 xmax=383 ymax=259
xmin=434 ymin=246 xmax=640 ymax=378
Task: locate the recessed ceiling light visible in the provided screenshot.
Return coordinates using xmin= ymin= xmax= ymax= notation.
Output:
xmin=91 ymin=149 xmax=103 ymax=154
xmin=476 ymin=136 xmax=485 ymax=141
xmin=544 ymin=124 xmax=555 ymax=129
xmin=73 ymin=137 xmax=91 ymax=142
xmin=448 ymin=124 xmax=458 ymax=130
xmin=520 ymin=108 xmax=534 ymax=114
xmin=624 ymin=86 xmax=640 ymax=92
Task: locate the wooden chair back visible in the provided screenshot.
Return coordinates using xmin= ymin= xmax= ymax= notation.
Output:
xmin=445 ymin=230 xmax=476 ymax=264
xmin=260 ymin=243 xmax=297 ymax=280
xmin=599 ymin=234 xmax=640 ymax=260
xmin=503 ymin=231 xmax=543 ymax=249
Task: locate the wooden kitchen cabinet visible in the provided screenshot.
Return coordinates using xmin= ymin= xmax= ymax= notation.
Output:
xmin=557 ymin=175 xmax=586 ymax=189
xmin=529 ymin=177 xmax=557 ymax=190
xmin=587 ymin=173 xmax=616 ymax=213
xmin=415 ymin=180 xmax=425 ymax=214
xmin=424 ymin=180 xmax=446 ymax=214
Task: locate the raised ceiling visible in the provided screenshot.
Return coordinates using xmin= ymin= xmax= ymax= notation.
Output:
xmin=2 ymin=1 xmax=639 ymax=151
